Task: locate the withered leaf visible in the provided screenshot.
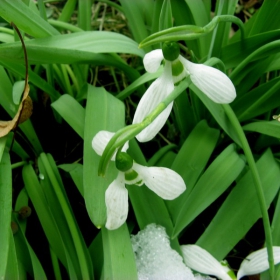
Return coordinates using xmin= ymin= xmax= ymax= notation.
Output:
xmin=0 ymin=83 xmax=31 ymax=137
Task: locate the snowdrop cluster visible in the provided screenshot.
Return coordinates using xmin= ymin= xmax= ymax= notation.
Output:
xmin=92 ymin=41 xmax=236 ymax=230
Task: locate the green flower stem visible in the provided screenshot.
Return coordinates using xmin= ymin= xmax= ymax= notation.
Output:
xmin=223 ymin=104 xmax=274 ymax=279
xmin=139 ymin=15 xmax=244 ymax=48
xmin=11 ymin=161 xmax=27 ymax=169
xmin=98 ymin=78 xmax=190 ymax=176
xmin=40 ymin=153 xmax=91 ymax=280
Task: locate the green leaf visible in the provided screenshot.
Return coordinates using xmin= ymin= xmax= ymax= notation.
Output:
xmin=5 ymin=231 xmax=20 ymax=279
xmin=119 ymin=0 xmax=151 ymax=45
xmin=83 ymin=85 xmax=125 ymax=227
xmin=59 ymin=163 xmax=84 ymax=196
xmin=248 ymin=0 xmax=280 ymax=36
xmin=38 ymin=153 xmax=94 ymax=279
xmin=243 ymin=121 xmax=280 ymax=138
xmin=0 ymin=31 xmax=144 ymax=64
xmin=159 ymin=0 xmax=173 ymax=31
xmin=197 ymin=149 xmax=280 ymax=260
xmin=51 ymin=94 xmax=85 ymax=138
xmin=22 ymin=164 xmax=78 ymax=279
xmin=102 ymin=225 xmax=137 ymax=279
xmin=12 ymin=80 xmax=25 ymax=105
xmin=190 ymin=84 xmax=241 ymax=146
xmin=172 ymin=144 xmax=246 ymax=238
xmin=0 ymin=136 xmax=7 ymax=162
xmin=222 ymin=30 xmax=280 ymax=69
xmin=166 ymin=120 xmax=220 ymax=222
xmin=0 ymin=0 xmax=59 ymax=38
xmin=0 ymin=151 xmax=12 ymax=277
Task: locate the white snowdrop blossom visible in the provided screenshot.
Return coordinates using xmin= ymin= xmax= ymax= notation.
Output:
xmin=92 ymin=131 xmax=186 ymax=230
xmin=181 ymin=245 xmax=234 ymax=280
xmin=133 ymin=42 xmax=236 ymax=142
xmin=237 ymin=246 xmax=280 ymax=279
xmin=182 ymin=244 xmax=280 ymax=280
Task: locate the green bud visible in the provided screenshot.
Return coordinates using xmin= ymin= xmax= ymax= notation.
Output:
xmin=115 ymin=152 xmax=133 ymax=172
xmin=162 ymin=41 xmax=180 ymax=61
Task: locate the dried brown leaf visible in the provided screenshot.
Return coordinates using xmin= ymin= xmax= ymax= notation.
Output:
xmin=0 ymin=83 xmax=30 ymax=137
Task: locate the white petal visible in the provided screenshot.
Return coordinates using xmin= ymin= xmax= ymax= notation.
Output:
xmin=92 ymin=130 xmax=129 ymax=160
xmin=105 ymin=173 xmax=128 ymax=230
xmin=181 ymin=245 xmax=232 ymax=280
xmin=180 ymin=56 xmax=236 ymax=104
xmin=133 ymin=61 xmax=174 ymax=142
xmin=237 ymin=246 xmax=280 ymax=279
xmin=143 ymin=49 xmax=164 ymax=73
xmin=132 ymin=163 xmax=186 ymax=200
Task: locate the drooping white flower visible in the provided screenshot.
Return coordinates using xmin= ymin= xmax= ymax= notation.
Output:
xmin=92 ymin=131 xmax=186 ymax=230
xmin=181 ymin=245 xmax=234 ymax=280
xmin=182 ymin=244 xmax=280 ymax=280
xmin=133 ymin=42 xmax=236 ymax=142
xmin=237 ymin=246 xmax=280 ymax=279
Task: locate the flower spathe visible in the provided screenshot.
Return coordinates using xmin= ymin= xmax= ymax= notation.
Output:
xmin=133 ymin=46 xmax=236 ymax=142
xmin=92 ymin=131 xmax=186 ymax=230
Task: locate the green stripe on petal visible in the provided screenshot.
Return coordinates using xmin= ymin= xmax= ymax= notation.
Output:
xmin=125 ymin=169 xmax=143 ymax=186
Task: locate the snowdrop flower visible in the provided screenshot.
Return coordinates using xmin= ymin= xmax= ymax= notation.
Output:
xmin=182 ymin=244 xmax=280 ymax=280
xmin=92 ymin=130 xmax=186 ymax=230
xmin=133 ymin=42 xmax=236 ymax=142
xmin=237 ymin=246 xmax=280 ymax=279
xmin=181 ymin=245 xmax=234 ymax=280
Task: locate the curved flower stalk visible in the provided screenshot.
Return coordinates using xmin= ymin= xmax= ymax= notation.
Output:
xmin=133 ymin=42 xmax=236 ymax=142
xmin=181 ymin=244 xmax=280 ymax=280
xmin=92 ymin=131 xmax=186 ymax=230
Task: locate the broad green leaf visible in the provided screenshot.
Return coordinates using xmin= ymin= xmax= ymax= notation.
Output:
xmin=83 ymin=85 xmax=125 ymax=227
xmin=197 ymin=149 xmax=280 ymax=260
xmin=102 ymin=225 xmax=137 ymax=279
xmin=0 ymin=151 xmax=12 ymax=277
xmin=51 ymin=94 xmax=85 ymax=138
xmin=59 ymin=163 xmax=84 ymax=196
xmin=59 ymin=0 xmax=77 ymax=22
xmin=210 ymin=0 xmax=238 ymax=58
xmin=172 ymin=144 xmax=246 ymax=238
xmin=166 ymin=120 xmax=220 ymax=220
xmin=0 ymin=31 xmax=145 ymax=64
xmin=0 ymin=0 xmax=59 ymax=38
xmin=183 ymin=0 xmax=211 ymax=58
xmin=119 ymin=0 xmax=151 ymax=45
xmin=159 ymin=0 xmax=173 ymax=31
xmin=38 ymin=153 xmax=94 ymax=279
xmin=5 ymin=231 xmax=19 ymax=279
xmin=190 ymin=84 xmax=241 ymax=146
xmin=0 ymin=136 xmax=7 ymax=162
xmin=22 ymin=164 xmax=78 ymax=279
xmin=248 ymin=0 xmax=280 ymax=36
xmin=13 ymin=217 xmax=47 ymax=279
xmin=243 ymin=121 xmax=280 ymax=138
xmin=222 ymin=30 xmax=280 ymax=69
xmin=78 ymin=0 xmax=91 ymax=31
xmin=12 ymin=80 xmax=25 ymax=105
xmin=233 ymin=74 xmax=280 ymax=122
